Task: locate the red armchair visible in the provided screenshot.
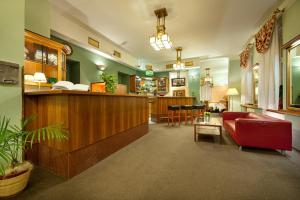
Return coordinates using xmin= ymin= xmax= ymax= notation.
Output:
xmin=222 ymin=112 xmax=292 ymax=151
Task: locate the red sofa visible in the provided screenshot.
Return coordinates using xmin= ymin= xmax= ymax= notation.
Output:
xmin=222 ymin=112 xmax=292 ymax=151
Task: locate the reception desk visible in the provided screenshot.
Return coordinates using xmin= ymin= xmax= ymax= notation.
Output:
xmin=24 ymin=90 xmax=149 ymax=178
xmin=150 ymin=96 xmax=195 ymax=122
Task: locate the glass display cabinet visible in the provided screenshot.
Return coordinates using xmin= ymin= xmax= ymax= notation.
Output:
xmin=24 ymin=31 xmax=66 ymax=88
xmin=129 ymin=75 xmax=158 ymax=95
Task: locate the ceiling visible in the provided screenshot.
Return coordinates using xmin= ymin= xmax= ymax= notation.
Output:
xmin=50 ymin=0 xmax=280 ymax=64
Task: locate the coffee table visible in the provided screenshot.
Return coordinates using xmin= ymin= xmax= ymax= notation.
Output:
xmin=194 ymin=117 xmax=223 ymax=144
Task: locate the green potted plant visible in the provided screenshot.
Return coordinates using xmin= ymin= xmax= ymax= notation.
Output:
xmin=0 ymin=116 xmax=68 ymax=197
xmin=204 ymin=111 xmax=211 ymax=122
xmin=99 ymin=72 xmax=117 ymax=93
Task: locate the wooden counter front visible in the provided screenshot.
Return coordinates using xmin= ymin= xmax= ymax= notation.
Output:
xmin=24 ymin=90 xmax=149 ymax=178
xmin=150 ymin=96 xmax=195 ymax=122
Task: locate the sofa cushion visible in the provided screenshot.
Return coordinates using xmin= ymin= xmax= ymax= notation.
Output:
xmin=223 ymin=120 xmax=236 ymax=136
xmin=246 ymin=113 xmax=277 ymax=120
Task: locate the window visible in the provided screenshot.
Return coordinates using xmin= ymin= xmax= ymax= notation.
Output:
xmin=284 ymin=35 xmax=300 ymax=110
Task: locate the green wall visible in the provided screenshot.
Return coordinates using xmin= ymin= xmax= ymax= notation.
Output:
xmin=282 ymin=0 xmax=300 ymax=44
xmin=154 ymin=71 xmax=169 ymax=78
xmin=188 ymin=68 xmax=200 ymax=103
xmin=25 ymin=0 xmax=50 ymax=37
xmin=0 ymin=0 xmax=25 ymax=125
xmin=52 ymin=36 xmax=140 ymax=85
xmin=228 ymin=59 xmax=241 ymax=111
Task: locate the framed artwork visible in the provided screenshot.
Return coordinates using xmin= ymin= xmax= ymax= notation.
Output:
xmin=171 ymin=78 xmax=185 ymax=87
xmin=173 ymin=89 xmax=185 ymax=97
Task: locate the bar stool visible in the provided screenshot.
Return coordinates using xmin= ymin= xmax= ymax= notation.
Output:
xmin=193 ymin=104 xmax=205 ymax=119
xmin=167 ymin=105 xmax=181 ymax=126
xmin=181 ymin=105 xmax=194 ymax=125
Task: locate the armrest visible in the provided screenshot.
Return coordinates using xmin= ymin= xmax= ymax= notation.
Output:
xmin=222 ymin=111 xmax=249 ymax=121
xmin=235 ymin=118 xmax=292 ymax=137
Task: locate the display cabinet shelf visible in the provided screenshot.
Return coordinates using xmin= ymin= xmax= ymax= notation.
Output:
xmin=24 ymin=31 xmax=66 ymax=90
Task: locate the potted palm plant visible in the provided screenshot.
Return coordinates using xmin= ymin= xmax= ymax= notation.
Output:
xmin=0 ymin=116 xmax=68 ymax=197
xmin=99 ymin=72 xmax=117 ymax=93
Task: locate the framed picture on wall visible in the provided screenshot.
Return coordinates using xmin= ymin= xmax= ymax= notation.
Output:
xmin=171 ymin=78 xmax=185 ymax=87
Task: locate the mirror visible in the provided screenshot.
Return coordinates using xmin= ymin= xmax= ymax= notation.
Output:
xmin=253 ymin=63 xmax=259 ymax=105
xmin=286 ymin=36 xmax=300 ymax=110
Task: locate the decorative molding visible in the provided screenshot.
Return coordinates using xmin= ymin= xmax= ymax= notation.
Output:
xmin=166 ymin=64 xmax=173 ymax=69
xmin=113 ymin=50 xmax=121 ymax=58
xmin=146 ymin=65 xmax=152 ymax=70
xmin=88 ymin=37 xmax=100 ymax=48
xmin=185 ymin=61 xmax=194 ymax=67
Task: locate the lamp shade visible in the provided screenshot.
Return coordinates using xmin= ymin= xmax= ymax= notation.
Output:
xmin=226 ymin=88 xmax=239 ymax=96
xmin=33 ymin=72 xmax=47 ymax=83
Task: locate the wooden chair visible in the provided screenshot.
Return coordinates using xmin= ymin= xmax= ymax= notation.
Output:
xmin=181 ymin=105 xmax=194 ymax=125
xmin=193 ymin=104 xmax=205 ymax=119
xmin=167 ymin=105 xmax=181 ymax=126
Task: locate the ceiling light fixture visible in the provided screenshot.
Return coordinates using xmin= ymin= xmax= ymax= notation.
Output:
xmin=173 ymin=47 xmax=185 ymax=70
xmin=149 ymin=8 xmax=172 ymax=51
xmin=204 ymin=68 xmax=213 ymax=86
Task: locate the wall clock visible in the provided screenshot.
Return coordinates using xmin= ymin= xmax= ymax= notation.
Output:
xmin=63 ymin=44 xmax=73 ymax=56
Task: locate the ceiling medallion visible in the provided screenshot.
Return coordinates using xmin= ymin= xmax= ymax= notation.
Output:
xmin=149 ymin=8 xmax=172 ymax=51
xmin=173 ymin=47 xmax=185 ymax=70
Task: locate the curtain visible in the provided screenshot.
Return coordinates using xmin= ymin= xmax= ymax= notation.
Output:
xmin=258 ymin=21 xmax=280 ymax=110
xmin=255 ymin=14 xmax=276 ymax=53
xmin=241 ymin=55 xmax=253 ymax=104
xmin=240 ymin=48 xmax=250 ymax=68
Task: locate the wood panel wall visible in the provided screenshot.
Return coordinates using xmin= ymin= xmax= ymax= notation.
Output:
xmin=24 ymin=91 xmax=149 ymax=178
xmin=151 ymin=97 xmax=195 ymax=122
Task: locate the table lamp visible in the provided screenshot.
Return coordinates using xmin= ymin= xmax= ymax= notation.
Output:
xmin=33 ymin=72 xmax=47 ymax=90
xmin=226 ymin=88 xmax=239 ymax=111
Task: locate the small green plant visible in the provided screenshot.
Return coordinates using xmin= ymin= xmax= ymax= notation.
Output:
xmin=0 ymin=116 xmax=68 ymax=177
xmin=204 ymin=112 xmax=211 ymax=117
xmin=100 ymin=72 xmax=117 ymax=93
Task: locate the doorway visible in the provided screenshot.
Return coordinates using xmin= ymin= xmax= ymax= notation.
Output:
xmin=118 ymin=72 xmax=130 ymax=92
xmin=66 ymin=59 xmax=80 ymax=84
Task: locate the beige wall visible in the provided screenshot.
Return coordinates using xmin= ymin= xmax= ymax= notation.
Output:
xmin=211 ymin=86 xmax=228 ymax=102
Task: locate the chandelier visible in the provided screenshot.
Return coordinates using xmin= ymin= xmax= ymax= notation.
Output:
xmin=173 ymin=47 xmax=185 ymax=70
xmin=204 ymin=68 xmax=213 ymax=86
xmin=149 ymin=8 xmax=172 ymax=51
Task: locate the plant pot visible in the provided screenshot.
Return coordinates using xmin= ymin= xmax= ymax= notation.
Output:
xmin=0 ymin=169 xmax=31 ymax=197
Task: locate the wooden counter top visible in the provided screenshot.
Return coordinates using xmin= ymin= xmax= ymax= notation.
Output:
xmin=24 ymin=91 xmax=149 ymax=178
xmin=25 ymin=90 xmax=148 ymax=98
xmin=151 ymin=96 xmax=195 ymax=122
